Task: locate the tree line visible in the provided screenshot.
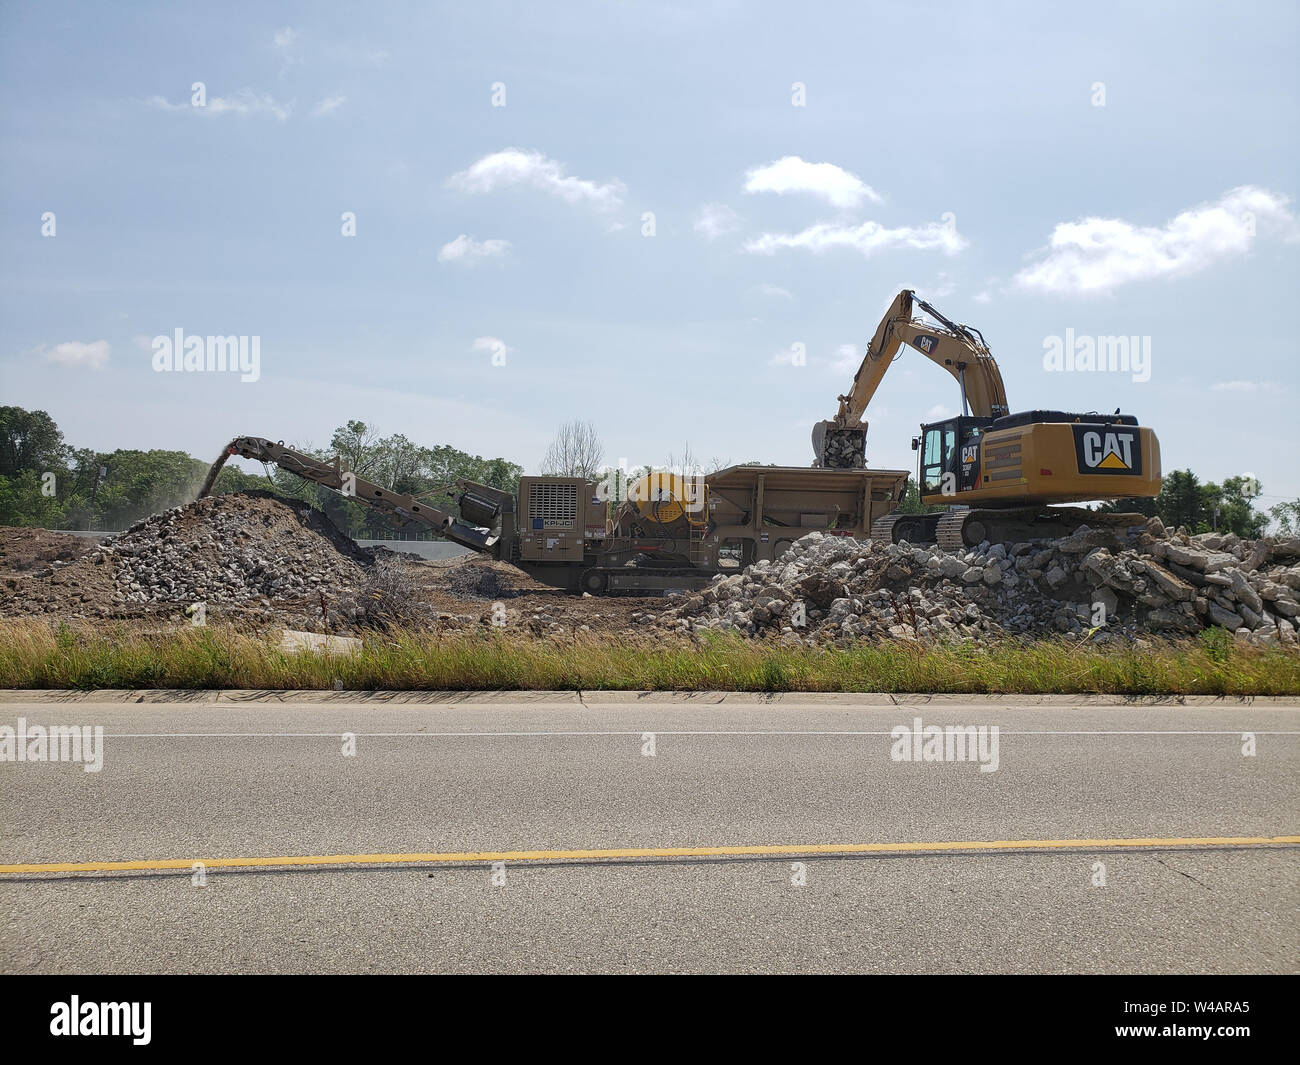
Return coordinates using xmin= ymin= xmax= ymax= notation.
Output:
xmin=3 ymin=405 xmax=1294 ymax=539
xmin=0 ymin=407 xmax=522 ymax=537
xmin=1097 ymin=470 xmax=1297 ymax=539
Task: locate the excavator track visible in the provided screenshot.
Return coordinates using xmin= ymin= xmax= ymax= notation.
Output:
xmin=935 ymin=506 xmax=1151 ymax=549
xmin=935 ymin=511 xmax=972 ymax=550
xmin=869 ymin=513 xmax=903 ymax=544
xmin=871 ymin=512 xmax=946 ymax=545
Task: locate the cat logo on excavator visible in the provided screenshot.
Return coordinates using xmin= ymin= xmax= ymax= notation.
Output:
xmin=1074 ymin=426 xmax=1142 ymax=475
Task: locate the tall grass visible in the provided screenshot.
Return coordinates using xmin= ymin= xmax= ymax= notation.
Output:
xmin=1 ymin=619 xmax=1296 ymax=694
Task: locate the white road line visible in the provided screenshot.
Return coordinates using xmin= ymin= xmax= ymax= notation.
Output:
xmin=61 ymin=729 xmax=1300 ymax=738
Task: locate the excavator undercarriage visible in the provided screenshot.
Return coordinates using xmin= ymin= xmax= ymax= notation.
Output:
xmin=871 ymin=505 xmax=1151 ymax=550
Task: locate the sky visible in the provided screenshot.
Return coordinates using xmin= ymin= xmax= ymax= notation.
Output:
xmin=1 ymin=0 xmax=1297 ymax=507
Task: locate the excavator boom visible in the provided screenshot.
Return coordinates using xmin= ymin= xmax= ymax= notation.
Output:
xmin=814 ymin=289 xmax=1009 ymax=467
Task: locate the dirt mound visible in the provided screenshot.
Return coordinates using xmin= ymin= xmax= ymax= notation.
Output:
xmin=0 ymin=527 xmax=99 ymax=578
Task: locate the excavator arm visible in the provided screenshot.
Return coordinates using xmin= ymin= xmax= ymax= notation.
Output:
xmin=198 ymin=436 xmax=513 ymax=556
xmin=814 ymin=290 xmax=1010 ymax=467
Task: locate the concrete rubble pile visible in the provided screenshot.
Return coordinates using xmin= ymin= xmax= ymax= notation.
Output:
xmin=665 ymin=518 xmax=1300 ymax=647
xmin=1 ymin=494 xmax=372 ymax=630
xmin=815 ymin=430 xmax=864 ymax=468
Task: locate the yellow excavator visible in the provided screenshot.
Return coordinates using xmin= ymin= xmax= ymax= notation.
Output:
xmin=814 ymin=290 xmax=1162 ymax=548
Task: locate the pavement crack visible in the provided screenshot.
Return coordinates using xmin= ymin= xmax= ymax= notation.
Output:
xmin=1152 ymin=855 xmax=1212 ymax=892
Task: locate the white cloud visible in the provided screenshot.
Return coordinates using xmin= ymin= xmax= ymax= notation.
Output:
xmin=752 ymin=283 xmax=793 ymax=301
xmin=272 ymin=26 xmax=301 ymax=77
xmin=1211 ymin=380 xmax=1258 ymax=392
xmin=1015 ymin=186 xmax=1298 ymax=295
xmin=743 ymin=156 xmax=880 ymax=209
xmin=769 ymin=343 xmax=861 ymax=374
xmin=148 ymin=89 xmax=294 ymax=121
xmin=447 ymin=149 xmax=625 ymax=211
xmin=829 ymin=343 xmax=860 ymax=374
xmin=207 ymin=90 xmax=293 ymax=120
xmin=272 ymin=28 xmax=390 ymax=74
xmin=974 ymin=290 xmax=992 ymax=304
xmin=916 ymin=275 xmax=955 ymax=300
xmin=694 ymin=203 xmax=740 ymax=240
xmin=438 ymin=234 xmax=513 ymax=264
xmin=744 ymin=217 xmax=967 ymax=257
xmin=925 ymin=403 xmax=955 ymax=421
xmin=310 ymin=94 xmax=346 ymax=118
xmin=43 ymin=340 xmax=110 ymax=369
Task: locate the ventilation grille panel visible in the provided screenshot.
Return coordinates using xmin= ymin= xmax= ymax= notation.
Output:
xmin=528 ymin=482 xmax=579 ymax=527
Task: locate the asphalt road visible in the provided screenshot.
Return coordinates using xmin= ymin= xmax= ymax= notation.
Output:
xmin=1 ymin=694 xmax=1297 ymax=974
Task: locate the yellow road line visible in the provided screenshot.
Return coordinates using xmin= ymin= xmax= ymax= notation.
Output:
xmin=2 ymin=835 xmax=1297 ymax=875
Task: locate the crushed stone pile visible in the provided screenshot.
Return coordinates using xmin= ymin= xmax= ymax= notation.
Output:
xmin=0 ymin=492 xmax=373 ymax=630
xmin=664 ymin=518 xmax=1300 ymax=647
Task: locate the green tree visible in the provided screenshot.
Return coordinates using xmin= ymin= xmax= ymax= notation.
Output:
xmin=370 ymin=433 xmax=426 ymax=495
xmin=896 ymin=478 xmax=943 ymax=515
xmin=1155 ymin=469 xmax=1206 ymax=531
xmin=329 ymin=420 xmax=382 ymax=478
xmin=0 ymin=470 xmax=65 ymax=527
xmin=0 ymin=407 xmax=526 ymax=538
xmin=1098 ymin=469 xmax=1266 ymax=537
xmin=1269 ymin=499 xmax=1300 ymax=534
xmin=210 ymin=464 xmax=277 ymax=495
xmin=267 ymin=424 xmax=522 ymax=538
xmin=93 ymin=449 xmax=209 ymax=529
xmin=0 ymin=407 xmax=67 ymax=478
xmin=1204 ymin=476 xmax=1267 ymax=538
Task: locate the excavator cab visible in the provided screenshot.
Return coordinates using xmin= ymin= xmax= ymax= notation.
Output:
xmin=915 ymin=416 xmax=992 ymax=497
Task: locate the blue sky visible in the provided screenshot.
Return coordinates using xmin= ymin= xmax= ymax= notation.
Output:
xmin=2 ymin=0 xmax=1297 ymax=505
